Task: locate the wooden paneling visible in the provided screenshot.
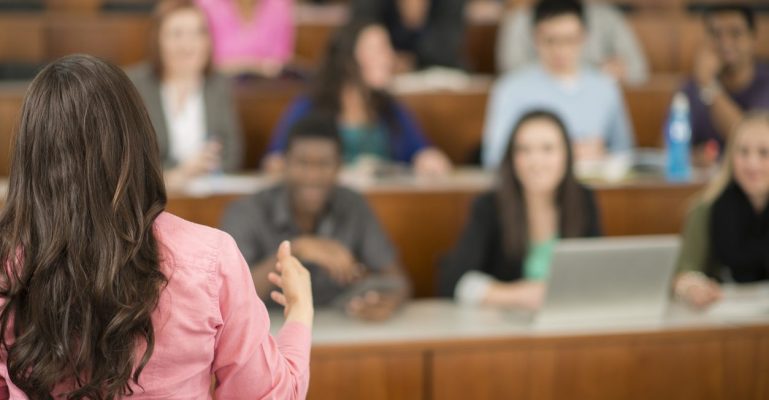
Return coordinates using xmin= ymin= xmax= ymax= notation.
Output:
xmin=0 ymin=95 xmax=21 ymax=176
xmin=400 ymin=89 xmax=488 ymax=164
xmin=594 ymin=182 xmax=699 ymax=237
xmin=308 ymin=351 xmax=424 ymax=400
xmin=235 ymin=82 xmax=304 ymax=169
xmin=46 ymin=14 xmax=151 ymax=66
xmin=427 ymin=329 xmax=769 ymax=400
xmin=432 ymin=347 xmax=532 ymax=400
xmin=0 ymin=14 xmax=46 ymax=63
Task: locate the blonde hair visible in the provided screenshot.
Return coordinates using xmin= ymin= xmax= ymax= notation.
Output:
xmin=702 ymin=110 xmax=769 ymax=203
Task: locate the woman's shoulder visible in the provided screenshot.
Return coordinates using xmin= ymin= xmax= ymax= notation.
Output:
xmin=153 ymin=212 xmax=236 ymax=267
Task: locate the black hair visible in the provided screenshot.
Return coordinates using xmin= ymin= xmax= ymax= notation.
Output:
xmin=308 ymin=20 xmax=402 ymax=152
xmin=704 ymin=4 xmax=756 ymax=33
xmin=284 ymin=113 xmax=343 ymax=155
xmin=533 ymin=0 xmax=585 ymax=27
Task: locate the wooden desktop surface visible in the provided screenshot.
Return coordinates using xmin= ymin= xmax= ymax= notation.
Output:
xmin=278 ymin=283 xmax=769 ymax=400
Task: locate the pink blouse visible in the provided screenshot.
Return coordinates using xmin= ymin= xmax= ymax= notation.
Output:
xmin=0 ymin=212 xmax=311 ymax=399
xmin=198 ymin=0 xmax=295 ymax=67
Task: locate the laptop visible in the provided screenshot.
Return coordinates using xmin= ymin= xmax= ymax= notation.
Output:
xmin=534 ymin=236 xmax=680 ymax=328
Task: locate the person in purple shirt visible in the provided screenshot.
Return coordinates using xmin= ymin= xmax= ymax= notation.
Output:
xmin=262 ymin=21 xmax=452 ymax=176
xmin=682 ymin=4 xmax=769 ymax=168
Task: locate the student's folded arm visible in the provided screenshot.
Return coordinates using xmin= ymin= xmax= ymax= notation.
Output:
xmin=213 ymin=233 xmax=311 ymax=400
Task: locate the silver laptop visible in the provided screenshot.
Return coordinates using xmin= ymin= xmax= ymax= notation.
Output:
xmin=535 ymin=236 xmax=680 ymax=327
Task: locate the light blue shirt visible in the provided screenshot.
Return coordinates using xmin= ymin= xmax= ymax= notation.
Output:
xmin=482 ymin=65 xmax=635 ymax=168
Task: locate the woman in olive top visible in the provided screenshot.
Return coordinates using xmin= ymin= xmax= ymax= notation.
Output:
xmin=675 ymin=111 xmax=769 ymax=309
xmin=439 ymin=110 xmax=601 ymax=310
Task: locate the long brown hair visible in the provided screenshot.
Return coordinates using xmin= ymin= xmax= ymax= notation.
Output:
xmin=497 ymin=110 xmax=589 ymax=259
xmin=0 ymin=55 xmax=167 ymax=399
xmin=147 ymin=0 xmax=213 ymax=79
xmin=309 ymin=21 xmax=402 ymax=138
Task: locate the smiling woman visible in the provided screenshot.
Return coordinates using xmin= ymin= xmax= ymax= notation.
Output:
xmin=439 ymin=110 xmax=602 ymax=309
xmin=675 ymin=111 xmax=769 ymax=309
xmin=128 ymin=0 xmax=244 ymax=193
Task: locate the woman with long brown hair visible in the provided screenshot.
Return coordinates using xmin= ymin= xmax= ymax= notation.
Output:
xmin=0 ymin=55 xmax=313 ymax=399
xmin=439 ymin=110 xmax=601 ymax=309
xmin=262 ymin=20 xmax=452 ymax=176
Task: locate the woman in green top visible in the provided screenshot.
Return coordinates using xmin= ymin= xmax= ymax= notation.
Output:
xmin=439 ymin=110 xmax=602 ymax=309
xmin=675 ymin=111 xmax=769 ymax=308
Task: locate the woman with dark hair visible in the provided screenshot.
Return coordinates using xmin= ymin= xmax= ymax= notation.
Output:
xmin=439 ymin=110 xmax=601 ymax=309
xmin=263 ymin=20 xmax=452 ymax=176
xmin=128 ymin=0 xmax=243 ymax=192
xmin=0 ymin=55 xmax=313 ymax=399
xmin=350 ymin=0 xmax=466 ymax=72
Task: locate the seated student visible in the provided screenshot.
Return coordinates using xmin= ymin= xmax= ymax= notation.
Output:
xmin=674 ymin=111 xmax=769 ymax=309
xmin=682 ymin=4 xmax=769 ymax=168
xmin=350 ymin=0 xmax=466 ymax=72
xmin=263 ymin=21 xmax=452 ymax=176
xmin=223 ymin=113 xmax=410 ymax=321
xmin=128 ymin=0 xmax=243 ymax=193
xmin=497 ymin=0 xmax=649 ymax=85
xmin=482 ymin=0 xmax=634 ymax=169
xmin=197 ymin=0 xmax=295 ymax=78
xmin=0 ymin=55 xmax=312 ymax=398
xmin=439 ymin=110 xmax=601 ymax=309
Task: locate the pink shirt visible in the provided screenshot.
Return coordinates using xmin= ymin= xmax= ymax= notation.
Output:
xmin=198 ymin=0 xmax=295 ymax=67
xmin=0 ymin=212 xmax=311 ymax=399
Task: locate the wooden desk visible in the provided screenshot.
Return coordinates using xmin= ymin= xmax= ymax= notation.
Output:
xmin=274 ymin=284 xmax=769 ymax=400
xmin=165 ymin=170 xmax=704 ymax=297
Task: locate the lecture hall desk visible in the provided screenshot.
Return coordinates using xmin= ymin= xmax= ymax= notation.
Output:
xmin=283 ymin=284 xmax=769 ymax=400
xmin=162 ymin=170 xmax=705 ymax=298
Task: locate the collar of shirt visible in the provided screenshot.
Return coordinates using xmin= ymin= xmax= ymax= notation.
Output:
xmin=269 ymin=184 xmax=340 ymax=237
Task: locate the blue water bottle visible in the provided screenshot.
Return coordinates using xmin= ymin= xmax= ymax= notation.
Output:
xmin=665 ymin=93 xmax=692 ymax=182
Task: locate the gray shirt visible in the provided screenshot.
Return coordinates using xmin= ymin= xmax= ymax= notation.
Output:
xmin=496 ymin=3 xmax=649 ymax=85
xmin=221 ymin=184 xmax=397 ymax=306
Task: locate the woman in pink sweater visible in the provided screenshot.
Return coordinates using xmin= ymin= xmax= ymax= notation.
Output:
xmin=0 ymin=54 xmax=313 ymax=399
xmin=198 ymin=0 xmax=295 ymax=77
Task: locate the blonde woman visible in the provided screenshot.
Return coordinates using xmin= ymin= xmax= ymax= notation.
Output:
xmin=674 ymin=111 xmax=769 ymax=309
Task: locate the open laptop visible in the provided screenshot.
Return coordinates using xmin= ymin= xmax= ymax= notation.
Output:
xmin=534 ymin=236 xmax=680 ymax=328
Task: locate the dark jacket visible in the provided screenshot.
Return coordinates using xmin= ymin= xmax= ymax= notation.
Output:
xmin=438 ymin=187 xmax=602 ymax=297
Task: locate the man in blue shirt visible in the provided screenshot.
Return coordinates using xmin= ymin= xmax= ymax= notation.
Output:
xmin=482 ymin=0 xmax=634 ymax=168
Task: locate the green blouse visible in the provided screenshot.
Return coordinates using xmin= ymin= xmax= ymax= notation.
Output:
xmin=523 ymin=237 xmax=558 ymax=281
